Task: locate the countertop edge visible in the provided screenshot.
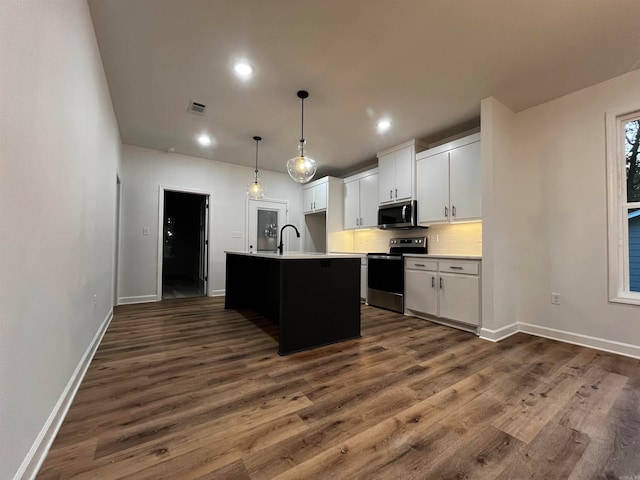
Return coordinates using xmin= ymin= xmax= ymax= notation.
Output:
xmin=402 ymin=254 xmax=482 ymax=260
xmin=225 ymin=251 xmax=364 ymax=260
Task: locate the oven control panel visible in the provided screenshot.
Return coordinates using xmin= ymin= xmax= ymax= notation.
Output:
xmin=390 ymin=237 xmax=426 ymax=246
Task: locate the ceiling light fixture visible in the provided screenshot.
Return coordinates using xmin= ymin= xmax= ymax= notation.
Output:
xmin=287 ymin=90 xmax=317 ymax=184
xmin=377 ymin=119 xmax=391 ymax=133
xmin=247 ymin=136 xmax=265 ymax=199
xmin=233 ymin=61 xmax=253 ymax=78
xmin=197 ymin=134 xmax=212 ymax=146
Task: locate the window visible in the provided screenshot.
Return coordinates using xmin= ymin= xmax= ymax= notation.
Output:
xmin=606 ymin=106 xmax=640 ymax=304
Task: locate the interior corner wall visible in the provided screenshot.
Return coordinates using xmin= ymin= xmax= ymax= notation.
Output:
xmin=480 ymin=97 xmax=520 ymax=337
xmin=512 ymin=69 xmax=640 ymax=357
xmin=0 ymin=1 xmax=121 ymax=478
xmin=118 ymin=145 xmax=303 ymax=301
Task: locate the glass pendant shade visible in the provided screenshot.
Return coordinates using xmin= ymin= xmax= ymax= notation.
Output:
xmin=246 ymin=178 xmax=265 ymax=199
xmin=287 ymin=143 xmax=317 ymax=184
xmin=287 ymin=90 xmax=317 ymax=184
xmin=247 ymin=136 xmax=266 ymax=199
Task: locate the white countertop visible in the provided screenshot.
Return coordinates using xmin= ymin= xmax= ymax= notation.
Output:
xmin=225 ymin=251 xmax=363 ymax=260
xmin=403 ymin=253 xmax=482 ymax=260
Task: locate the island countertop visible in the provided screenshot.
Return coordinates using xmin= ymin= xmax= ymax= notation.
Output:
xmin=225 ymin=251 xmax=363 ymax=260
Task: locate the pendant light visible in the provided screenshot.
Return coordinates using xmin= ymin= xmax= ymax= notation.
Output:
xmin=246 ymin=136 xmax=266 ymax=199
xmin=287 ymin=90 xmax=317 ymax=184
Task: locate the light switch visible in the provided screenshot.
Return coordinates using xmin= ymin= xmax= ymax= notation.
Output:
xmin=143 ymin=227 xmax=150 ymax=235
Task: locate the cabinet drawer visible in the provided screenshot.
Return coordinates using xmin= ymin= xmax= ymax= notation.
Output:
xmin=439 ymin=261 xmax=479 ymax=275
xmin=405 ymin=258 xmax=438 ymax=271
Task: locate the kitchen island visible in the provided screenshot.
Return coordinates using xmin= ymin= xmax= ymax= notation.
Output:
xmin=225 ymin=251 xmax=362 ymax=355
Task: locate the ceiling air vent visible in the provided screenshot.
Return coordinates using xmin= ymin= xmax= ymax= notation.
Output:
xmin=188 ymin=100 xmax=207 ymax=115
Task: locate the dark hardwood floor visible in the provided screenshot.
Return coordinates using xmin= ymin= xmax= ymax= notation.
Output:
xmin=38 ymin=297 xmax=640 ymax=479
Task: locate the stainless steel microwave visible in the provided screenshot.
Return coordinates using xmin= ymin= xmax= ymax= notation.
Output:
xmin=377 ymin=200 xmax=418 ymax=229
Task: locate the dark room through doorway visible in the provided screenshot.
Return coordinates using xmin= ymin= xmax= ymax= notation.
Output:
xmin=162 ymin=191 xmax=209 ymax=299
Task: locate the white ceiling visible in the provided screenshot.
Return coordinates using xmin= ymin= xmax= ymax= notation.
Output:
xmin=88 ymin=0 xmax=640 ymax=178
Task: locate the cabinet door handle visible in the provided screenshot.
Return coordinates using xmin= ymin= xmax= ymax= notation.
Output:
xmin=452 ymin=205 xmax=456 ymax=217
xmin=360 ymin=217 xmax=363 ymax=226
xmin=449 ymin=265 xmax=463 ymax=270
xmin=395 ymin=188 xmax=398 ymax=198
xmin=431 ymin=276 xmax=435 ymax=288
xmin=389 ymin=190 xmax=393 ymax=200
xmin=440 ymin=277 xmax=444 ymax=289
xmin=356 ymin=218 xmax=360 ymax=226
xmin=444 ymin=206 xmax=448 ymax=218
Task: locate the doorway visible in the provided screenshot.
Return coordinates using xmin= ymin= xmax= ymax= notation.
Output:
xmin=162 ymin=191 xmax=209 ymax=299
xmin=247 ymin=199 xmax=288 ymax=253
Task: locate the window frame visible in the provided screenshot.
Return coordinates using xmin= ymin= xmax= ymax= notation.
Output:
xmin=606 ymin=104 xmax=640 ymax=305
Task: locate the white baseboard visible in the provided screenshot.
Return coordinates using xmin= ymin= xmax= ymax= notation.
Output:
xmin=479 ymin=322 xmax=519 ymax=342
xmin=209 ymin=289 xmax=225 ymax=297
xmin=118 ymin=294 xmax=158 ymax=305
xmin=15 ymin=309 xmax=113 ymax=480
xmin=519 ymin=322 xmax=640 ymax=360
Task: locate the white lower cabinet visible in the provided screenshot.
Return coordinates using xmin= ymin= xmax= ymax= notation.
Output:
xmin=405 ymin=256 xmax=481 ymax=330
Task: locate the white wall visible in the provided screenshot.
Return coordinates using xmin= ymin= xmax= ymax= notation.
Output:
xmin=119 ymin=145 xmax=304 ymax=301
xmin=514 ymin=69 xmax=640 ymax=357
xmin=0 ymin=1 xmax=121 ymax=478
xmin=483 ymin=69 xmax=640 ymax=356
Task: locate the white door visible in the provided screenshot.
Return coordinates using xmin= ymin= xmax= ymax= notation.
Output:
xmin=303 ymin=187 xmax=315 ymax=213
xmin=359 ymin=173 xmax=379 ymax=228
xmin=417 ymin=151 xmax=449 ymax=223
xmin=438 ymin=273 xmax=480 ymax=325
xmin=394 ymin=145 xmax=413 ymax=201
xmin=344 ymin=179 xmax=360 ymax=229
xmin=248 ymin=199 xmax=288 ymax=253
xmin=405 ymin=269 xmax=438 ymax=316
xmin=449 ymin=141 xmax=482 ymax=221
xmin=378 ymin=151 xmax=396 ymax=204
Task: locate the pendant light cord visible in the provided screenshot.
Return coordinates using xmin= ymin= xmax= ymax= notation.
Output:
xmin=299 ymin=96 xmax=305 ymax=156
xmin=253 ymin=136 xmax=261 ymax=183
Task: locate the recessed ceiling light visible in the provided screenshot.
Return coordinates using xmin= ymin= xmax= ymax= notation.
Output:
xmin=197 ymin=134 xmax=212 ymax=146
xmin=233 ymin=61 xmax=253 ymax=78
xmin=377 ymin=119 xmax=391 ymax=133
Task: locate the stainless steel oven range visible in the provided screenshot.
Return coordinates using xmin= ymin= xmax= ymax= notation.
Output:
xmin=367 ymin=236 xmax=427 ymax=313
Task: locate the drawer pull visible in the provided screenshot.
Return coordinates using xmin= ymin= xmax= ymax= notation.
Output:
xmin=449 ymin=266 xmax=464 ymax=270
xmin=414 ymin=263 xmax=425 ymax=267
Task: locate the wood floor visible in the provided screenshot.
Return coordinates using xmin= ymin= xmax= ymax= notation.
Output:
xmin=38 ymin=297 xmax=640 ymax=479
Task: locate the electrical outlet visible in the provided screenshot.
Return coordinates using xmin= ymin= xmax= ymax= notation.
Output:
xmin=143 ymin=227 xmax=150 ymax=235
xmin=551 ymin=293 xmax=560 ymax=305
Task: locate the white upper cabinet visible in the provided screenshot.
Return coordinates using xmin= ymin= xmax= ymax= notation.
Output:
xmin=416 ymin=133 xmax=481 ymax=224
xmin=449 ymin=141 xmax=482 ymax=221
xmin=377 ymin=140 xmax=428 ymax=205
xmin=343 ymin=169 xmax=379 ymax=229
xmin=303 ymin=181 xmax=327 ymax=214
xmin=416 ymin=151 xmax=449 ymax=223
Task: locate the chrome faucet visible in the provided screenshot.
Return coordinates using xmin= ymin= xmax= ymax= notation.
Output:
xmin=277 ymin=224 xmax=300 ymax=255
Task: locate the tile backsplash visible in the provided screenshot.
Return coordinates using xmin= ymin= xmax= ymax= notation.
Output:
xmin=351 ymin=222 xmax=482 ymax=256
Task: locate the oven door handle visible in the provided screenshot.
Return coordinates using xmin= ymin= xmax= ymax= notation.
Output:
xmin=368 ymin=254 xmax=403 ymax=261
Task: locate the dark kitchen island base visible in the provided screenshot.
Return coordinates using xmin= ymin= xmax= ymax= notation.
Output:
xmin=225 ymin=252 xmax=362 ymax=355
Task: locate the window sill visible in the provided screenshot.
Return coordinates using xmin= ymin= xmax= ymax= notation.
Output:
xmin=609 ymin=293 xmax=640 ymax=306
